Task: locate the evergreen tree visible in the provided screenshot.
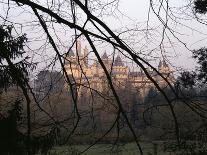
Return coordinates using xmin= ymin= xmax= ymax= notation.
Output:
xmin=0 ymin=99 xmax=25 ymax=155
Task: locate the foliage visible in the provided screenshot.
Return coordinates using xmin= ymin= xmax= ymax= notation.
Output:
xmin=0 ymin=25 xmax=33 ymax=91
xmin=0 ymin=99 xmax=25 ymax=155
xmin=193 ymin=48 xmax=207 ymax=83
xmin=35 ymin=70 xmax=65 ymax=94
xmin=144 ymin=87 xmax=176 ymax=104
xmin=194 ymin=0 xmax=207 ymax=14
xmin=0 ymin=25 xmax=61 ymax=155
xmin=177 ymin=71 xmax=197 ymax=88
xmin=177 ymin=47 xmax=207 ymax=88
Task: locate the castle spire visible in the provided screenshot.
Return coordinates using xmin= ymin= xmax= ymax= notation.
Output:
xmin=76 ymin=39 xmax=81 ymax=55
xmin=162 ymin=59 xmax=168 ymax=67
xmin=83 ymin=45 xmax=88 ymax=67
xmin=114 ymin=55 xmax=124 ymax=66
xmin=101 ymin=51 xmax=108 ymax=60
xmin=68 ymin=48 xmax=75 ymax=57
xmin=158 ymin=60 xmax=162 ymax=68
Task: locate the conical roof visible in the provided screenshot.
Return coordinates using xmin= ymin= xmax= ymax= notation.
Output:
xmin=68 ymin=48 xmax=75 ymax=56
xmin=158 ymin=60 xmax=162 ymax=68
xmin=114 ymin=55 xmax=124 ymax=66
xmin=162 ymin=60 xmax=168 ymax=67
xmin=101 ymin=52 xmax=108 ymax=59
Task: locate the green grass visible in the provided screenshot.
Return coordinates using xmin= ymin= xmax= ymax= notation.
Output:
xmin=47 ymin=142 xmax=174 ymax=155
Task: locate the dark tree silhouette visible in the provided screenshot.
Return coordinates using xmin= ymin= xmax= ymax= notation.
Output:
xmin=0 ymin=25 xmax=34 ymax=153
xmin=194 ymin=0 xmax=207 ymax=14
xmin=0 ymin=25 xmax=61 ymax=155
xmin=0 ymin=25 xmax=30 ymax=90
xmin=0 ymin=99 xmax=25 ymax=155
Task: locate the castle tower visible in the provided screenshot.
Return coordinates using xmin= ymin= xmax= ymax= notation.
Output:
xmin=156 ymin=59 xmax=175 ymax=87
xmin=65 ymin=48 xmax=76 ymax=64
xmin=113 ymin=55 xmax=128 ymax=81
xmin=101 ymin=51 xmax=110 ymax=69
xmin=158 ymin=60 xmax=162 ymax=69
xmin=76 ymin=39 xmax=82 ymax=56
xmin=64 ymin=48 xmax=79 ymax=78
xmin=163 ymin=60 xmax=169 ymax=68
xmin=114 ymin=55 xmax=124 ymax=66
xmin=158 ymin=59 xmax=170 ymax=74
xmin=68 ymin=48 xmax=75 ymax=57
xmin=83 ymin=46 xmax=89 ymax=67
xmin=101 ymin=51 xmax=108 ymax=60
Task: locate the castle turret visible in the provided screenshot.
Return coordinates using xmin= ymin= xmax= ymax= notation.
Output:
xmin=65 ymin=49 xmax=76 ymax=65
xmin=158 ymin=60 xmax=162 ymax=69
xmin=158 ymin=59 xmax=170 ymax=73
xmin=68 ymin=48 xmax=75 ymax=57
xmin=83 ymin=46 xmax=89 ymax=67
xmin=112 ymin=55 xmax=128 ymax=80
xmin=114 ymin=55 xmax=124 ymax=66
xmin=101 ymin=51 xmax=108 ymax=60
xmin=162 ymin=60 xmax=169 ymax=68
xmin=76 ymin=39 xmax=82 ymax=56
xmin=156 ymin=59 xmax=175 ymax=87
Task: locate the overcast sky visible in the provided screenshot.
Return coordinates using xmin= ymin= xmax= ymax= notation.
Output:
xmin=1 ymin=0 xmax=207 ymax=73
xmin=106 ymin=0 xmax=207 ymax=71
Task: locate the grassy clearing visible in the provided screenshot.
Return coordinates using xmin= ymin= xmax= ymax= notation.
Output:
xmin=47 ymin=142 xmax=174 ymax=155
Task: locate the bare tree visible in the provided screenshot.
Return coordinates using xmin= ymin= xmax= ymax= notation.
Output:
xmin=1 ymin=0 xmax=207 ymax=155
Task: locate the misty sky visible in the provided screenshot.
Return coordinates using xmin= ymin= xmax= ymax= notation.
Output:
xmin=1 ymin=0 xmax=207 ymax=73
xmin=106 ymin=0 xmax=207 ymax=71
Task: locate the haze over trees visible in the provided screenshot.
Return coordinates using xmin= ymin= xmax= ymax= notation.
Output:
xmin=0 ymin=0 xmax=207 ymax=155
